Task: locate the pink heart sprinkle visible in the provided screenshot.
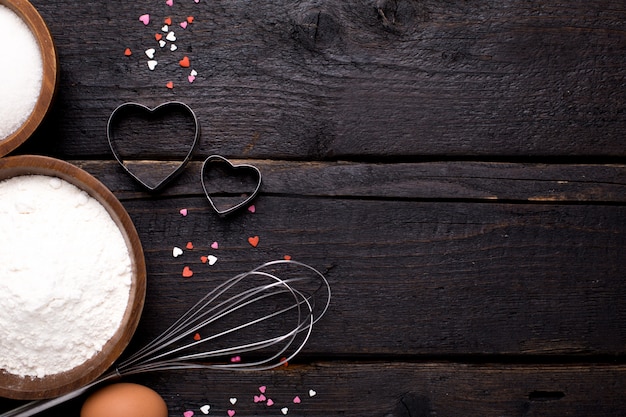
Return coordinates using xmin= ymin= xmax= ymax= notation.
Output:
xmin=258 ymin=394 xmax=266 ymax=402
xmin=194 ymin=0 xmax=199 ymax=3
xmin=227 ymin=411 xmax=235 ymax=417
xmin=211 ymin=241 xmax=219 ymax=249
xmin=293 ymin=396 xmax=301 ymax=404
xmin=180 ymin=21 xmax=188 ymax=29
xmin=184 ymin=412 xmax=194 ymax=417
xmin=258 ymin=386 xmax=266 ymax=394
xmin=179 ymin=208 xmax=188 ymax=216
xmin=139 ymin=14 xmax=150 ymax=25
xmin=188 ymin=75 xmax=196 ymax=83
xmin=253 ymin=395 xmax=261 ymax=403
xmin=247 ymin=204 xmax=256 ymax=213
xmin=266 ymin=399 xmax=274 ymax=407
xmin=230 ymin=356 xmax=241 ymax=363
xmin=166 ymin=0 xmax=173 ymax=5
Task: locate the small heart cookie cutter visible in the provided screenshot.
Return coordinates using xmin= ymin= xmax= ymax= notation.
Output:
xmin=107 ymin=101 xmax=200 ymax=192
xmin=201 ymin=155 xmax=262 ymax=216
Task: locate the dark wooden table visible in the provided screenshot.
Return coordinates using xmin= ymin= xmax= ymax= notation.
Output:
xmin=2 ymin=0 xmax=626 ymax=416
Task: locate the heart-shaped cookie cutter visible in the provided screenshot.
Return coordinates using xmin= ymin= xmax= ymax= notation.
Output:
xmin=107 ymin=101 xmax=200 ymax=192
xmin=201 ymin=155 xmax=262 ymax=216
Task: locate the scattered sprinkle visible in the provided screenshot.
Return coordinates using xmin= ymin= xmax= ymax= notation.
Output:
xmin=207 ymin=255 xmax=217 ymax=266
xmin=247 ymin=204 xmax=256 ymax=213
xmin=266 ymin=399 xmax=274 ymax=407
xmin=161 ymin=24 xmax=169 ymax=32
xmin=308 ymin=389 xmax=317 ymax=397
xmin=186 ymin=241 xmax=194 ymax=250
xmin=180 ymin=21 xmax=188 ymax=29
xmin=211 ymin=241 xmax=219 ymax=250
xmin=139 ymin=14 xmax=150 ymax=25
xmin=200 ymin=256 xmax=208 ymax=264
xmin=284 ymin=255 xmax=292 ymax=260
xmin=173 ymin=247 xmax=183 ymax=257
xmin=187 ymin=16 xmax=195 ymax=24
xmin=193 ymin=333 xmax=201 ymax=341
xmin=258 ymin=386 xmax=266 ymax=394
xmin=179 ymin=56 xmax=190 ymax=68
xmin=166 ymin=0 xmax=174 ymax=6
xmin=188 ymin=74 xmax=196 ymax=83
xmin=145 ymin=48 xmax=156 ymax=59
xmin=184 ymin=411 xmax=194 ymax=417
xmin=124 ymin=48 xmax=132 ymax=56
xmin=155 ymin=33 xmax=163 ymax=41
xmin=182 ymin=266 xmax=193 ymax=278
xmin=227 ymin=411 xmax=235 ymax=417
xmin=166 ymin=81 xmax=174 ymax=89
xmin=164 ymin=17 xmax=172 ymax=25
xmin=171 ymin=43 xmax=178 ymax=51
xmin=166 ymin=31 xmax=176 ymax=42
xmin=247 ymin=236 xmax=260 ymax=247
xmin=230 ymin=356 xmax=241 ymax=363
xmin=293 ymin=396 xmax=301 ymax=404
xmin=179 ymin=208 xmax=188 ymax=216
xmin=147 ymin=60 xmax=158 ymax=70
xmin=281 ymin=407 xmax=288 ymax=415
xmin=159 ymin=39 xmax=167 ymax=48
xmin=229 ymin=398 xmax=237 ymax=405
xmin=200 ymin=405 xmax=210 ymax=415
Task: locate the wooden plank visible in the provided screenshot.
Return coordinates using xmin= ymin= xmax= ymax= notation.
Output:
xmin=2 ymin=363 xmax=626 ymax=416
xmin=22 ymin=0 xmax=626 ymax=159
xmin=70 ymin=160 xmax=626 ymax=203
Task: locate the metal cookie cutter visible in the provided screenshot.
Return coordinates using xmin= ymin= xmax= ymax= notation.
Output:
xmin=201 ymin=154 xmax=262 ymax=216
xmin=107 ymin=101 xmax=200 ymax=192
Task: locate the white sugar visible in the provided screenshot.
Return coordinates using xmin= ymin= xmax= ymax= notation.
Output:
xmin=0 ymin=175 xmax=132 ymax=378
xmin=0 ymin=5 xmax=43 ymax=141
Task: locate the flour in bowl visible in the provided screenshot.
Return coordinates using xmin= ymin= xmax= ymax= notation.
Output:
xmin=0 ymin=175 xmax=132 ymax=378
xmin=0 ymin=4 xmax=43 ymax=141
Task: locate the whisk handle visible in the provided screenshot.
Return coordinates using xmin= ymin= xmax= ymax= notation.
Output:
xmin=0 ymin=373 xmax=117 ymax=417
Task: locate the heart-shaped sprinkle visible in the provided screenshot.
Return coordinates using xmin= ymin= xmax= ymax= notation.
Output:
xmin=248 ymin=236 xmax=259 ymax=247
xmin=166 ymin=31 xmax=176 ymax=42
xmin=211 ymin=241 xmax=219 ymax=249
xmin=147 ymin=60 xmax=158 ymax=70
xmin=193 ymin=333 xmax=201 ymax=340
xmin=200 ymin=256 xmax=208 ymax=264
xmin=258 ymin=386 xmax=266 ymax=394
xmin=258 ymin=394 xmax=266 ymax=402
xmin=145 ymin=48 xmax=156 ymax=59
xmin=266 ymin=399 xmax=274 ymax=407
xmin=187 ymin=16 xmax=195 ymax=23
xmin=159 ymin=40 xmax=167 ymax=48
xmin=293 ymin=396 xmax=301 ymax=404
xmin=194 ymin=0 xmax=199 ymax=3
xmin=191 ymin=69 xmax=198 ymax=76
xmin=164 ymin=17 xmax=172 ymax=25
xmin=180 ymin=21 xmax=188 ymax=29
xmin=247 ymin=204 xmax=256 ymax=213
xmin=180 ymin=208 xmax=188 ymax=216
xmin=253 ymin=395 xmax=261 ymax=403
xmin=162 ymin=25 xmax=169 ymax=32
xmin=179 ymin=56 xmax=190 ymax=68
xmin=281 ymin=407 xmax=288 ymax=415
xmin=155 ymin=33 xmax=163 ymax=41
xmin=166 ymin=0 xmax=173 ymax=6
xmin=207 ymin=255 xmax=218 ymax=265
xmin=200 ymin=405 xmax=210 ymax=415
xmin=184 ymin=411 xmax=194 ymax=417
xmin=186 ymin=241 xmax=194 ymax=250
xmin=139 ymin=14 xmax=150 ymax=25
xmin=124 ymin=48 xmax=132 ymax=56
xmin=171 ymin=43 xmax=178 ymax=51
xmin=182 ymin=266 xmax=193 ymax=277
xmin=227 ymin=411 xmax=235 ymax=417
xmin=188 ymin=75 xmax=196 ymax=83
xmin=173 ymin=247 xmax=183 ymax=257
xmin=166 ymin=81 xmax=174 ymax=89
xmin=284 ymin=255 xmax=292 ymax=260
xmin=229 ymin=398 xmax=237 ymax=405
xmin=308 ymin=389 xmax=317 ymax=397
xmin=230 ymin=355 xmax=241 ymax=363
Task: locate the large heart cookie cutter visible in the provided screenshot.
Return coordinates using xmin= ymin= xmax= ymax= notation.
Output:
xmin=107 ymin=101 xmax=200 ymax=192
xmin=201 ymin=155 xmax=262 ymax=216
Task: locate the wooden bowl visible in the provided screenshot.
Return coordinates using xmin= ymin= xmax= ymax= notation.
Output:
xmin=0 ymin=156 xmax=146 ymax=400
xmin=0 ymin=0 xmax=58 ymax=157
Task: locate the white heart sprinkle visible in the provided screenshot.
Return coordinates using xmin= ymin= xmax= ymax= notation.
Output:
xmin=229 ymin=398 xmax=237 ymax=405
xmin=145 ymin=48 xmax=156 ymax=59
xmin=309 ymin=389 xmax=317 ymax=397
xmin=191 ymin=69 xmax=198 ymax=76
xmin=159 ymin=40 xmax=166 ymax=48
xmin=166 ymin=31 xmax=176 ymax=41
xmin=207 ymin=255 xmax=218 ymax=266
xmin=200 ymin=405 xmax=210 ymax=415
xmin=281 ymin=407 xmax=288 ymax=415
xmin=147 ymin=60 xmax=158 ymax=70
xmin=173 ymin=247 xmax=183 ymax=257
xmin=170 ymin=43 xmax=178 ymax=51
xmin=161 ymin=24 xmax=169 ymax=32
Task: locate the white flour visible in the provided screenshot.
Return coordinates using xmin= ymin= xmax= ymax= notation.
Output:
xmin=0 ymin=175 xmax=132 ymax=378
xmin=0 ymin=4 xmax=43 ymax=141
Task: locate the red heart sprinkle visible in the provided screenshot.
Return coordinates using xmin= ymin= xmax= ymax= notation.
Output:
xmin=193 ymin=333 xmax=201 ymax=341
xmin=186 ymin=241 xmax=194 ymax=250
xmin=155 ymin=33 xmax=163 ymax=41
xmin=284 ymin=255 xmax=292 ymax=260
xmin=124 ymin=48 xmax=132 ymax=56
xmin=187 ymin=16 xmax=194 ymax=23
xmin=248 ymin=236 xmax=260 ymax=247
xmin=182 ymin=266 xmax=193 ymax=278
xmin=166 ymin=81 xmax=174 ymax=89
xmin=200 ymin=256 xmax=208 ymax=264
xmin=179 ymin=56 xmax=191 ymax=68
xmin=164 ymin=17 xmax=172 ymax=25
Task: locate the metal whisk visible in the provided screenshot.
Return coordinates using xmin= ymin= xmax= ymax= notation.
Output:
xmin=1 ymin=259 xmax=331 ymax=417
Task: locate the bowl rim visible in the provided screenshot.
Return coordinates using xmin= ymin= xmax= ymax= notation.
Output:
xmin=0 ymin=155 xmax=147 ymax=400
xmin=0 ymin=0 xmax=58 ymax=157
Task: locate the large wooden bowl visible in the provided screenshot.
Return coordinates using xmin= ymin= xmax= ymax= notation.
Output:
xmin=0 ymin=0 xmax=58 ymax=157
xmin=0 ymin=156 xmax=146 ymax=400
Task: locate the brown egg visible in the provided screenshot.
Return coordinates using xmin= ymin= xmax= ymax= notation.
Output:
xmin=81 ymin=383 xmax=168 ymax=417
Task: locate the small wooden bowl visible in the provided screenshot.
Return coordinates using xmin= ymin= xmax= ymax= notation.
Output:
xmin=0 ymin=156 xmax=147 ymax=400
xmin=0 ymin=0 xmax=58 ymax=157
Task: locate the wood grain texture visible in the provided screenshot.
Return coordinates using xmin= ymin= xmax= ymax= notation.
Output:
xmin=18 ymin=0 xmax=626 ymax=160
